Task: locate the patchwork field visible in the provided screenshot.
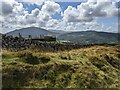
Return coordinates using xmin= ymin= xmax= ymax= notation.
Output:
xmin=2 ymin=45 xmax=120 ymax=89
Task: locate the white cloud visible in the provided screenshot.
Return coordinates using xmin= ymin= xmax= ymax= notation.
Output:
xmin=12 ymin=2 xmax=25 ymax=14
xmin=1 ymin=0 xmax=27 ymax=16
xmin=63 ymin=6 xmax=82 ymax=22
xmin=41 ymin=1 xmax=61 ymax=15
xmin=1 ymin=0 xmax=119 ymax=34
xmin=31 ymin=8 xmax=40 ymax=17
xmin=1 ymin=0 xmax=61 ymax=33
xmin=62 ymin=0 xmax=119 ymax=23
xmin=1 ymin=2 xmax=13 ymax=16
xmin=46 ymin=19 xmax=59 ymax=27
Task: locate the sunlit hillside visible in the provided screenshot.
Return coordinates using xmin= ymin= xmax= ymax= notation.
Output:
xmin=2 ymin=45 xmax=120 ymax=88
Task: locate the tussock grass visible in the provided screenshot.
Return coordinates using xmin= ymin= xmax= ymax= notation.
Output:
xmin=2 ymin=45 xmax=120 ymax=88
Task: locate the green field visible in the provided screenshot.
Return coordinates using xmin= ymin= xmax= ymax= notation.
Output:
xmin=2 ymin=45 xmax=120 ymax=89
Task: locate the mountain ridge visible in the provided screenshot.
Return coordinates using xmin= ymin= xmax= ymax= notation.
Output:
xmin=57 ymin=30 xmax=119 ymax=44
xmin=6 ymin=27 xmax=56 ymax=38
xmin=5 ymin=27 xmax=120 ymax=44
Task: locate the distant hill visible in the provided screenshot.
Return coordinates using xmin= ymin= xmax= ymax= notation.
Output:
xmin=5 ymin=28 xmax=120 ymax=44
xmin=49 ymin=30 xmax=69 ymax=34
xmin=57 ymin=30 xmax=120 ymax=44
xmin=6 ymin=27 xmax=56 ymax=38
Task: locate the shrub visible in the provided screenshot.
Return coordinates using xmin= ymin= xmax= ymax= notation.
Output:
xmin=103 ymin=54 xmax=120 ymax=69
xmin=17 ymin=52 xmax=40 ymax=65
xmin=58 ymin=73 xmax=71 ymax=87
xmin=116 ymin=53 xmax=120 ymax=58
xmin=89 ymin=56 xmax=105 ymax=69
xmin=24 ymin=54 xmax=39 ymax=65
xmin=44 ymin=70 xmax=55 ymax=80
xmin=17 ymin=51 xmax=51 ymax=64
xmin=39 ymin=56 xmax=51 ymax=63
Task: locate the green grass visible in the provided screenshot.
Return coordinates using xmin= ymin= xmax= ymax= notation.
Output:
xmin=2 ymin=45 xmax=120 ymax=88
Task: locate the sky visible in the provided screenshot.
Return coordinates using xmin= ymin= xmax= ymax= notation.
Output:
xmin=0 ymin=0 xmax=120 ymax=33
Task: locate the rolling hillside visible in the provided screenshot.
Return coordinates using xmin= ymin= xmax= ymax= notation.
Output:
xmin=5 ymin=27 xmax=119 ymax=44
xmin=6 ymin=27 xmax=56 ymax=38
xmin=57 ymin=31 xmax=119 ymax=44
xmin=2 ymin=45 xmax=120 ymax=88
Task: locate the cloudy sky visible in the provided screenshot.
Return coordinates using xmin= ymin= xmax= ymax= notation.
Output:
xmin=0 ymin=0 xmax=120 ymax=33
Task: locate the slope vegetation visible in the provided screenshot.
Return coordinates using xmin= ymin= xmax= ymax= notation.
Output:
xmin=58 ymin=31 xmax=119 ymax=44
xmin=2 ymin=45 xmax=120 ymax=89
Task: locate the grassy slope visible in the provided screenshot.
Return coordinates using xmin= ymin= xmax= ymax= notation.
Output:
xmin=2 ymin=45 xmax=120 ymax=88
xmin=57 ymin=31 xmax=119 ymax=44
